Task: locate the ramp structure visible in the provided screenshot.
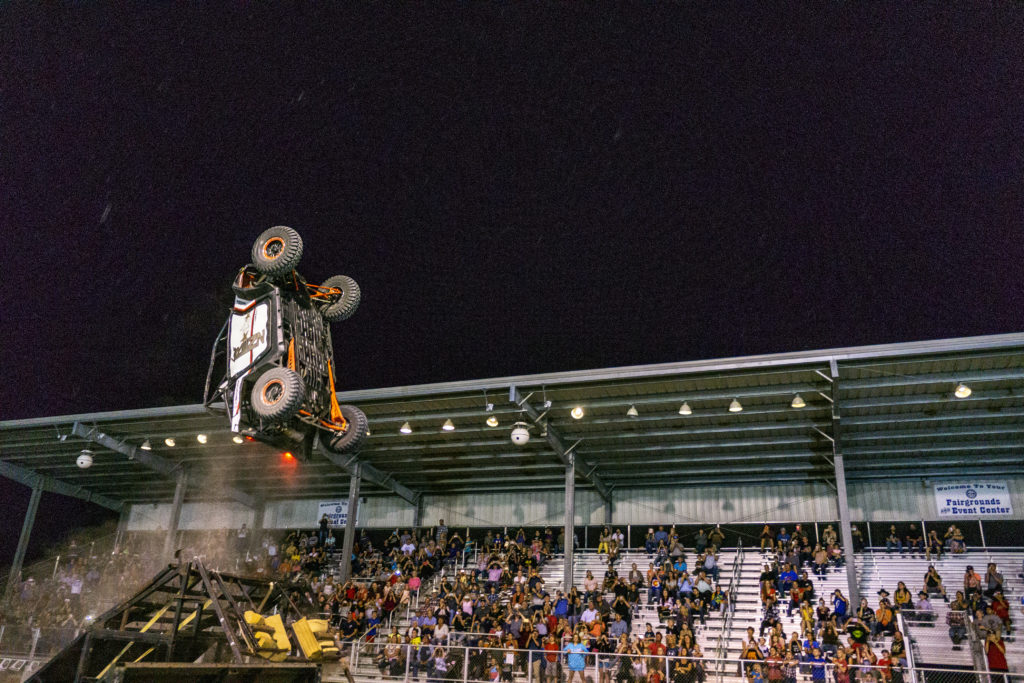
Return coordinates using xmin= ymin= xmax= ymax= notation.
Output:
xmin=28 ymin=560 xmax=307 ymax=682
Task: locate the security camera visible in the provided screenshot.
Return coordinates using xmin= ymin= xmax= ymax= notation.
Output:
xmin=77 ymin=449 xmax=94 ymax=469
xmin=510 ymin=422 xmax=531 ymax=446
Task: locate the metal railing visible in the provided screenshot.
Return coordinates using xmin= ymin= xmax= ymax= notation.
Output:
xmin=714 ymin=540 xmax=743 ymax=682
xmin=330 ymin=643 xmax=1024 ymax=683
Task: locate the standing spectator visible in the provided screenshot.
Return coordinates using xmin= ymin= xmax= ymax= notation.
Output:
xmin=850 ymin=525 xmax=865 ymax=552
xmin=925 ymin=530 xmax=943 ymax=561
xmin=318 ymin=514 xmax=330 ymax=547
xmin=985 ymin=632 xmax=1008 ymax=681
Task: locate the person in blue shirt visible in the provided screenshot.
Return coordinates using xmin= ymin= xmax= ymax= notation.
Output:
xmin=805 ymin=647 xmax=827 ymax=681
xmin=831 ymin=589 xmax=849 ymax=625
xmin=673 ymin=557 xmax=687 ymax=573
xmin=563 ymin=633 xmax=589 ymax=683
xmin=777 ymin=564 xmax=798 ymax=594
xmin=554 ymin=591 xmax=569 ymax=618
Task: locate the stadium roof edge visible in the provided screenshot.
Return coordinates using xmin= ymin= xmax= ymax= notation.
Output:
xmin=4 ymin=331 xmax=1024 ymax=429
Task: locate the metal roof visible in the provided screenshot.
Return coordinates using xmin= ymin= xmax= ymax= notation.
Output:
xmin=2 ymin=333 xmax=1023 ymax=507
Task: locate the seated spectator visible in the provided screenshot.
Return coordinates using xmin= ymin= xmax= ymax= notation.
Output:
xmin=977 ymin=605 xmax=1004 ymax=639
xmin=892 ymin=581 xmax=913 ymax=612
xmin=873 ymin=599 xmax=896 ymax=637
xmin=963 ymin=565 xmax=982 ymax=598
xmin=911 ymin=591 xmax=934 ymax=622
xmin=991 ymin=591 xmax=1012 ymax=631
xmin=760 ymin=525 xmax=775 ymax=551
xmin=945 ymin=525 xmax=966 ymax=553
xmin=884 ymin=526 xmax=902 ymax=554
xmin=694 ymin=528 xmax=708 ymax=554
xmin=821 ymin=525 xmax=838 ymax=547
xmin=923 ymin=565 xmax=946 ymax=599
xmin=904 ymin=524 xmax=924 ymax=556
xmin=984 ymin=563 xmax=1004 ymax=598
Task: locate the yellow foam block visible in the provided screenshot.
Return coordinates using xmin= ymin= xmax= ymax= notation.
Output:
xmin=292 ymin=617 xmax=323 ymax=661
xmin=308 ymin=619 xmax=329 ymax=635
xmin=244 ymin=611 xmax=267 ymax=628
xmin=263 ymin=614 xmax=291 ymax=662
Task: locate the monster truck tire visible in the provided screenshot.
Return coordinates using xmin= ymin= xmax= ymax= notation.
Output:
xmin=326 ymin=404 xmax=369 ymax=453
xmin=251 ymin=367 xmax=305 ymax=421
xmin=251 ymin=226 xmax=303 ymax=276
xmin=319 ymin=275 xmax=361 ymax=322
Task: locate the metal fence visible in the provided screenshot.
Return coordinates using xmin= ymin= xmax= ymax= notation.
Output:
xmin=329 ymin=642 xmax=1023 ymax=683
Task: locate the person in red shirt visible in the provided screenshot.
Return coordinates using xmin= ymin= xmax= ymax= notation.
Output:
xmin=543 ymin=634 xmax=560 ymax=683
xmin=985 ymin=632 xmax=1008 ymax=678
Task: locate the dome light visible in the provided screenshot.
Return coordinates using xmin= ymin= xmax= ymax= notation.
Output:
xmin=511 ymin=422 xmax=531 ymax=445
xmin=678 ymin=402 xmax=692 ymax=416
xmin=196 ymin=434 xmax=208 ymax=444
xmin=728 ymin=399 xmax=743 ymax=413
xmin=791 ymin=394 xmax=806 ymax=409
xmin=164 ymin=437 xmax=176 ymax=447
xmin=570 ymin=406 xmax=585 ymax=420
xmin=400 ymin=422 xmax=412 ymax=434
xmin=232 ymin=435 xmax=244 ymax=444
xmin=77 ymin=450 xmax=94 ymax=469
xmin=626 ymin=405 xmax=639 ymax=418
xmin=954 ymin=383 xmax=972 ymax=399
xmin=486 ymin=415 xmax=499 ymax=427
xmin=442 ymin=419 xmax=455 ymax=432
xmin=140 ymin=439 xmax=152 ymax=451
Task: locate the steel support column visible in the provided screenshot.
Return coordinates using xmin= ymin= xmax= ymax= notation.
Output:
xmin=563 ymin=453 xmax=575 ymax=592
xmin=164 ymin=468 xmax=189 ymax=560
xmin=604 ymin=493 xmax=613 ymax=526
xmin=830 ymin=361 xmax=860 ymax=607
xmin=252 ymin=501 xmax=266 ymax=537
xmin=339 ymin=463 xmax=361 ymax=583
xmin=413 ymin=496 xmax=424 ymax=529
xmin=5 ymin=484 xmax=43 ymax=600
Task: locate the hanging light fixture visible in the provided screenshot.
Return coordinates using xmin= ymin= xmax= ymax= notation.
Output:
xmin=678 ymin=402 xmax=692 ymax=416
xmin=232 ymin=435 xmax=244 ymax=444
xmin=442 ymin=419 xmax=455 ymax=431
xmin=140 ymin=439 xmax=153 ymax=451
xmin=728 ymin=398 xmax=743 ymax=413
xmin=486 ymin=415 xmax=499 ymax=427
xmin=570 ymin=406 xmax=585 ymax=420
xmin=954 ymin=383 xmax=972 ymax=399
xmin=791 ymin=394 xmax=806 ymax=409
xmin=164 ymin=437 xmax=176 ymax=447
xmin=626 ymin=405 xmax=639 ymax=418
xmin=400 ymin=422 xmax=412 ymax=434
xmin=196 ymin=434 xmax=208 ymax=444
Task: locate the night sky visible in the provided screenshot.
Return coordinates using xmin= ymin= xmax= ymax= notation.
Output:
xmin=3 ymin=5 xmax=1024 ymax=563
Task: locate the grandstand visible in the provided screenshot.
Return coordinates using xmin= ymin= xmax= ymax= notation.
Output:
xmin=2 ymin=333 xmax=1023 ymax=681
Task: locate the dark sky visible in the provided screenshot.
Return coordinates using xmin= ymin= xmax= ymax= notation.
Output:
xmin=2 ymin=5 xmax=1024 ymax=562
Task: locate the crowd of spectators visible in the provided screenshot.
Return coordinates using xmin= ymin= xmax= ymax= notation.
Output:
xmin=3 ymin=517 xmax=1021 ymax=681
xmin=334 ymin=523 xmax=734 ymax=683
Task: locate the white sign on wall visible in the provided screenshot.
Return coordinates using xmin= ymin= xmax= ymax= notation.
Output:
xmin=934 ymin=481 xmax=1013 ymax=517
xmin=318 ymin=499 xmax=365 ymax=528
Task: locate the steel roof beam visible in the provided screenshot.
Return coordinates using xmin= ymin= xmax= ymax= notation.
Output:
xmin=512 ymin=386 xmax=612 ymax=503
xmin=0 ymin=459 xmax=122 ymax=511
xmin=317 ymin=448 xmax=419 ymax=507
xmin=841 ymin=368 xmax=1024 ymax=390
xmin=71 ymin=422 xmax=257 ymax=509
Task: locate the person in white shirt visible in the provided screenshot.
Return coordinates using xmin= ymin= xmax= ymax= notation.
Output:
xmin=581 ymin=604 xmax=599 ymax=624
xmin=401 ymin=540 xmax=416 ymax=556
